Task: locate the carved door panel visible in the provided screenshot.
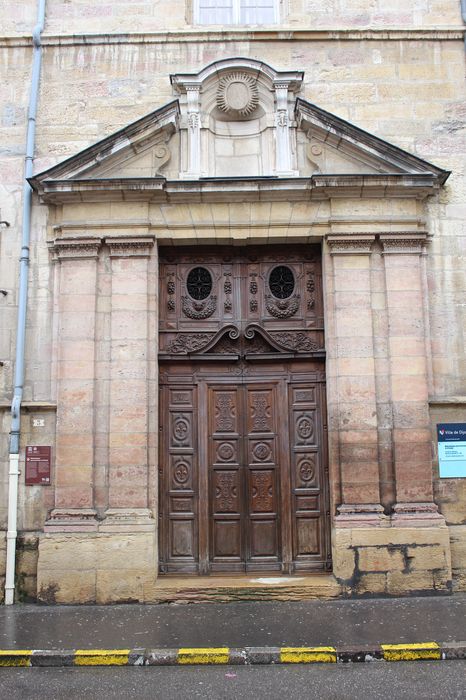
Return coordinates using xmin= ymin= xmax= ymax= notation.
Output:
xmin=208 ymin=385 xmax=244 ymax=571
xmin=244 ymin=384 xmax=281 ymax=569
xmin=207 ymin=383 xmax=282 ymax=572
xmin=159 ymin=384 xmax=199 ymax=573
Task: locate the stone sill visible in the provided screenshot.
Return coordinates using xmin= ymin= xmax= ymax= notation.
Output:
xmin=0 ymin=27 xmax=465 ymax=48
xmin=430 ymin=397 xmax=466 ymax=406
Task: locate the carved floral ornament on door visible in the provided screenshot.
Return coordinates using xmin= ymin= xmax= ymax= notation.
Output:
xmin=160 ymin=253 xmax=325 ymax=359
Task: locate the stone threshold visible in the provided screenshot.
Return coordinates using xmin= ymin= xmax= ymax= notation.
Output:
xmin=145 ymin=574 xmax=341 ymax=603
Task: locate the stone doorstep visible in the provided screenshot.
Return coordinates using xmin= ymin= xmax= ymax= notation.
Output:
xmin=144 ymin=574 xmax=342 ymax=603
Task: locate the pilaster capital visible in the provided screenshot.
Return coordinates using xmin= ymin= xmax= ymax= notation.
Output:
xmin=50 ymin=237 xmax=101 ymax=261
xmin=380 ymin=233 xmax=427 ymax=255
xmin=326 ymin=234 xmax=376 ymax=255
xmin=105 ymin=236 xmax=155 ymax=258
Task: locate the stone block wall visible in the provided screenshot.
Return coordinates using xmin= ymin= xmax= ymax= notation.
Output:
xmin=37 ymin=528 xmax=156 ymax=604
xmin=333 ymin=526 xmax=452 ymax=596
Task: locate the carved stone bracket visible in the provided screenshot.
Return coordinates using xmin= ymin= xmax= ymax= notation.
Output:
xmin=106 ymin=236 xmax=155 ymax=257
xmin=50 ymin=237 xmax=101 ymax=261
xmin=265 ymin=293 xmax=300 ymax=318
xmin=182 ymin=295 xmax=217 ymax=319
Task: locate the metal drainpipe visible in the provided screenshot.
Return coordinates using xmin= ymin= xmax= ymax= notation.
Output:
xmin=462 ymin=0 xmax=466 ymax=49
xmin=5 ymin=0 xmax=46 ymax=606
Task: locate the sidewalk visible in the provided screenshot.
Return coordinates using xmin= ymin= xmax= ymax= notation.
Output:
xmin=0 ymin=594 xmax=465 ymax=666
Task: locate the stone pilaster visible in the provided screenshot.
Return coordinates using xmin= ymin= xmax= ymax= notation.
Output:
xmin=381 ymin=233 xmax=443 ymax=524
xmin=45 ymin=237 xmax=101 ymax=531
xmin=326 ymin=234 xmax=385 ymax=527
xmin=273 ymin=81 xmax=298 ymax=177
xmin=105 ymin=236 xmax=155 ymax=513
xmin=185 ymin=84 xmax=201 ymax=178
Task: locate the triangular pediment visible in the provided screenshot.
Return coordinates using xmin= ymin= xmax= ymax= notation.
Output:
xmin=295 ymin=98 xmax=449 ymax=183
xmin=32 ymin=100 xmax=180 ymax=185
xmin=30 ymin=59 xmax=449 ymax=203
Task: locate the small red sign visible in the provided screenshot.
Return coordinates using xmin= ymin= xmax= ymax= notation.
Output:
xmin=25 ymin=446 xmax=51 ymax=485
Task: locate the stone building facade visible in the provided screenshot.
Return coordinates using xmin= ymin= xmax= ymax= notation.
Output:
xmin=0 ymin=1 xmax=465 ymax=603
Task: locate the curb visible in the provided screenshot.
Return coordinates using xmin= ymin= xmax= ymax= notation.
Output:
xmin=0 ymin=642 xmax=465 ymax=667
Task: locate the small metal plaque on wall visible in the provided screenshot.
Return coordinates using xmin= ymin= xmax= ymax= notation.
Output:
xmin=437 ymin=424 xmax=466 ymax=478
xmin=25 ymin=446 xmax=51 ymax=485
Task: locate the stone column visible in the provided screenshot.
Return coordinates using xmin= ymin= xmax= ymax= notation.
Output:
xmin=381 ymin=234 xmax=443 ymax=524
xmin=103 ymin=236 xmax=155 ymax=522
xmin=326 ymin=234 xmax=385 ymax=526
xmin=45 ymin=237 xmax=101 ymax=532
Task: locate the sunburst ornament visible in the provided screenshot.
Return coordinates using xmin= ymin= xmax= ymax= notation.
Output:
xmin=216 ymin=73 xmax=259 ymax=118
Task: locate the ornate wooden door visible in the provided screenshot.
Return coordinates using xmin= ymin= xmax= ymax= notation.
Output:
xmin=158 ymin=246 xmax=330 ymax=575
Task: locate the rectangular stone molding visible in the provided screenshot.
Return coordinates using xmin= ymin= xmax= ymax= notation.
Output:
xmin=106 ymin=236 xmax=155 ymax=509
xmin=325 ymin=235 xmax=384 ymax=524
xmin=381 ymin=234 xmax=439 ymax=513
xmin=47 ymin=237 xmax=101 ymax=521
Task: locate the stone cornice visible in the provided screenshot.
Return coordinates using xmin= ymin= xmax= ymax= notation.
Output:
xmin=49 ymin=237 xmax=101 ymax=261
xmin=106 ymin=236 xmax=155 ymax=257
xmin=1 ymin=27 xmax=464 ymax=48
xmin=32 ymin=174 xmax=442 ymax=205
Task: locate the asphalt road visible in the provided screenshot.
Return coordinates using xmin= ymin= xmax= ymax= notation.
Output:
xmin=1 ymin=661 xmax=465 ymax=700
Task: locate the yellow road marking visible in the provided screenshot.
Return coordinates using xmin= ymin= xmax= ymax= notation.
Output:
xmin=74 ymin=649 xmax=130 ymax=666
xmin=280 ymin=646 xmax=337 ymax=663
xmin=382 ymin=642 xmax=441 ymax=661
xmin=178 ymin=648 xmax=230 ymax=664
xmin=0 ymin=650 xmax=32 ymax=667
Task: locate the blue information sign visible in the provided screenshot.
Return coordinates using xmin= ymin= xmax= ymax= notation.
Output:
xmin=437 ymin=423 xmax=466 ymax=478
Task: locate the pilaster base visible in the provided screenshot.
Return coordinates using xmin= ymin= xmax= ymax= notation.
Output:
xmin=44 ymin=509 xmax=98 ymax=533
xmin=37 ymin=511 xmax=157 ymax=603
xmin=392 ymin=502 xmax=446 ymax=527
xmin=335 ymin=503 xmax=388 ymax=528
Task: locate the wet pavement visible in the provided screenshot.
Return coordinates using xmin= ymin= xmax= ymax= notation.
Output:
xmin=0 ymin=594 xmax=464 ymax=649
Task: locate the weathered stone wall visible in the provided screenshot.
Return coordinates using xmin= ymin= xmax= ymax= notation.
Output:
xmin=1 ymin=1 xmax=465 ymax=600
xmin=1 ymin=0 xmax=463 ymax=35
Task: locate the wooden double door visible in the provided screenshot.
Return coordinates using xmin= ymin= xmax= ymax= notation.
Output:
xmin=159 ymin=361 xmax=330 ymax=574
